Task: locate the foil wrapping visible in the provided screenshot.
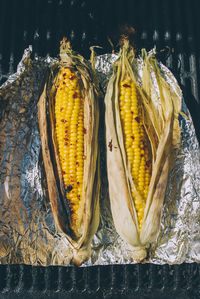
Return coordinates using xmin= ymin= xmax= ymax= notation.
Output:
xmin=0 ymin=49 xmax=199 ymax=266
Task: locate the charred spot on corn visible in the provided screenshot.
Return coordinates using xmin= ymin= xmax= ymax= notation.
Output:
xmin=123 ymin=83 xmax=131 ymax=88
xmin=66 ymin=185 xmax=73 ymax=192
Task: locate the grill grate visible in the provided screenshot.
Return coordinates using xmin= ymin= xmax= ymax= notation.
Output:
xmin=0 ymin=264 xmax=199 ymax=298
xmin=0 ymin=0 xmax=200 ymax=298
xmin=0 ymin=0 xmax=200 ymax=142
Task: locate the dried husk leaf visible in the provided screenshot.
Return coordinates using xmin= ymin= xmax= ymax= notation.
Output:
xmin=105 ymin=43 xmax=181 ymax=261
xmin=38 ymin=40 xmax=100 ymax=265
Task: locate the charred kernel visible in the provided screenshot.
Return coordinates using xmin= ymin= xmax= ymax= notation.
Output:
xmin=66 ymin=185 xmax=73 ymax=192
xmin=123 ymin=84 xmax=131 ymax=88
xmin=69 ymin=75 xmax=76 ymax=80
xmin=60 ymin=107 xmax=64 ymax=111
xmin=73 ymin=92 xmax=78 ymax=99
xmin=61 ymin=119 xmax=67 ymax=123
xmin=135 ymin=117 xmax=140 ymax=123
xmin=146 ymin=160 xmax=151 ymax=167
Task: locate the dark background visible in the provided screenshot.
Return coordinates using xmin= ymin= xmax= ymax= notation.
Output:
xmin=0 ymin=0 xmax=200 ymax=298
xmin=0 ymin=0 xmax=200 ymax=142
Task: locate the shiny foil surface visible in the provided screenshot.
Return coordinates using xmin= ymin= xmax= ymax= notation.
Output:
xmin=0 ymin=49 xmax=199 ymax=266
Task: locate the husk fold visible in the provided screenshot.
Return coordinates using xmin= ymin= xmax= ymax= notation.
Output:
xmin=105 ymin=41 xmax=182 ymax=261
xmin=38 ymin=39 xmax=100 ymax=266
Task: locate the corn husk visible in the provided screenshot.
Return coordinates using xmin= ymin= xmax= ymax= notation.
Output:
xmin=105 ymin=41 xmax=182 ymax=261
xmin=37 ymin=39 xmax=100 ymax=266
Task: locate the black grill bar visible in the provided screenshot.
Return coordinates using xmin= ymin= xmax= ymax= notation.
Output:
xmin=0 ymin=0 xmax=200 ymax=74
xmin=0 ymin=264 xmax=199 ymax=298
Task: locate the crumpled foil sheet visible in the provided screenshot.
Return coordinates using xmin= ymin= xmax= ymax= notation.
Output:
xmin=0 ymin=48 xmax=199 ymax=266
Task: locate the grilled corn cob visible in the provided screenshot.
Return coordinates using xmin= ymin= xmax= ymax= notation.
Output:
xmin=119 ymin=79 xmax=152 ymax=231
xmin=38 ymin=38 xmax=100 ymax=265
xmin=54 ymin=66 xmax=85 ymax=234
xmin=105 ymin=39 xmax=181 ymax=261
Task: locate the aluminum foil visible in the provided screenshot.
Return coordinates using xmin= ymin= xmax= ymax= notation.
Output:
xmin=0 ymin=48 xmax=199 ymax=266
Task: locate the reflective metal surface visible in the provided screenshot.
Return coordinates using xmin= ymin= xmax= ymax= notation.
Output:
xmin=0 ymin=49 xmax=199 ymax=266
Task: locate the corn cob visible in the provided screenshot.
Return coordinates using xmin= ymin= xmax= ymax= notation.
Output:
xmin=119 ymin=79 xmax=151 ymax=231
xmin=105 ymin=39 xmax=181 ymax=261
xmin=38 ymin=38 xmax=100 ymax=265
xmin=54 ymin=66 xmax=85 ymax=233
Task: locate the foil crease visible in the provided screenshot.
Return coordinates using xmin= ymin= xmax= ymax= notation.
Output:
xmin=0 ymin=49 xmax=199 ymax=266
